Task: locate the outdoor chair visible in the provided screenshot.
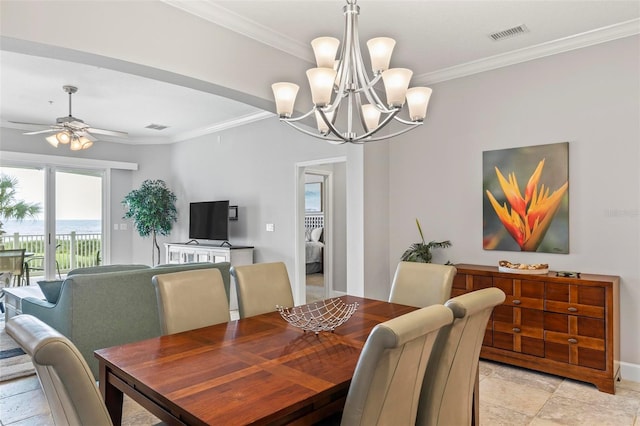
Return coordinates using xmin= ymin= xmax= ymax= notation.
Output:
xmin=25 ymin=244 xmax=61 ymax=280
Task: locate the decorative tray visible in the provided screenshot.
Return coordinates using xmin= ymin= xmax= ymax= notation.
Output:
xmin=498 ymin=266 xmax=549 ymax=275
xmin=277 ymin=298 xmax=359 ymax=334
xmin=498 ymin=260 xmax=549 ymax=275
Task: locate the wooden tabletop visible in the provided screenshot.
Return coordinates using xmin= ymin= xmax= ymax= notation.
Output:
xmin=95 ymin=296 xmax=416 ymax=426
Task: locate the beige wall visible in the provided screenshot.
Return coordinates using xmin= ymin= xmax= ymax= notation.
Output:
xmin=386 ymin=36 xmax=640 ymax=368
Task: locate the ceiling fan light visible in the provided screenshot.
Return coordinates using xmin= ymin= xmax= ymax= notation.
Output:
xmin=56 ymin=131 xmax=71 ymax=144
xmin=78 ymin=136 xmax=93 ymax=149
xmin=406 ymin=87 xmax=433 ymax=121
xmin=69 ymin=137 xmax=82 ymax=151
xmin=367 ymin=37 xmax=396 ymax=73
xmin=311 ymin=37 xmax=340 ymax=68
xmin=382 ymin=68 xmax=413 ymax=108
xmin=45 ymin=134 xmax=59 ymax=147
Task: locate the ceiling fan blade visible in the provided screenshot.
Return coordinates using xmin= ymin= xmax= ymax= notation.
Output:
xmin=87 ymin=127 xmax=128 ymax=138
xmin=79 ymin=131 xmax=98 ymax=141
xmin=8 ymin=120 xmax=53 ymax=127
xmin=23 ymin=129 xmax=58 ymax=135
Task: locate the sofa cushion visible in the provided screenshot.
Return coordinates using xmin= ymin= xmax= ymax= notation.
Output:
xmin=37 ymin=280 xmax=64 ymax=304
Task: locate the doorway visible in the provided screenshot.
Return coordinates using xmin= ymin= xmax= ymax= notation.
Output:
xmin=295 ymin=157 xmax=347 ymax=306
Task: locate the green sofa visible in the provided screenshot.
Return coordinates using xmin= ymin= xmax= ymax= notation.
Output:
xmin=21 ymin=262 xmax=231 ymax=379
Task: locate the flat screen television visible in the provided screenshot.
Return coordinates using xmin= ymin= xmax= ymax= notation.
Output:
xmin=189 ymin=200 xmax=229 ymax=241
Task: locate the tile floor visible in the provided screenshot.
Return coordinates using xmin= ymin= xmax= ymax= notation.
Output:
xmin=0 ymin=358 xmax=638 ymax=425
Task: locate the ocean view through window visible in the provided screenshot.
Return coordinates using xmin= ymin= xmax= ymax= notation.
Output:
xmin=3 ymin=219 xmax=101 ymax=235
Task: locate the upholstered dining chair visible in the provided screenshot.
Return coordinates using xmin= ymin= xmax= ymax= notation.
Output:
xmin=6 ymin=314 xmax=114 ymax=426
xmin=340 ymin=303 xmax=454 ymax=426
xmin=231 ymin=262 xmax=294 ymax=319
xmin=152 ymin=268 xmax=231 ymax=335
xmin=416 ymin=287 xmax=506 ymax=426
xmin=388 ymin=261 xmax=457 ymax=308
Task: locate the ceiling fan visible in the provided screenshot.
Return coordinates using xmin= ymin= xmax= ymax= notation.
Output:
xmin=10 ymin=85 xmax=128 ymax=150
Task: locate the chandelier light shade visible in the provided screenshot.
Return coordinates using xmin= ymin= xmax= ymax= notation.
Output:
xmin=271 ymin=0 xmax=432 ymax=144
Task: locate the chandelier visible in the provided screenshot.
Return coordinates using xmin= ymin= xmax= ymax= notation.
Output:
xmin=271 ymin=0 xmax=432 ymax=144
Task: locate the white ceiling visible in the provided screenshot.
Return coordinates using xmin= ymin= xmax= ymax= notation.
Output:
xmin=1 ymin=0 xmax=638 ymax=145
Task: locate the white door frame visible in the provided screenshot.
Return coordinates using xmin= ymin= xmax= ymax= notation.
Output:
xmin=294 ymin=156 xmax=346 ymax=306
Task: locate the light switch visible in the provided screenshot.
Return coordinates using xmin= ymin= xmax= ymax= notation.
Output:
xmin=113 ymin=224 xmax=118 ymax=231
xmin=120 ymin=223 xmax=128 ymax=230
xmin=266 ymin=223 xmax=275 ymax=232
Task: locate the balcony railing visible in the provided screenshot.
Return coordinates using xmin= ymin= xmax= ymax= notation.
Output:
xmin=0 ymin=232 xmax=101 ymax=277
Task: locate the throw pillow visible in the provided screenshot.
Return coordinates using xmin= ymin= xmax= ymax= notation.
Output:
xmin=305 ymin=228 xmax=312 ymax=242
xmin=37 ymin=280 xmax=64 ymax=304
xmin=310 ymin=227 xmax=323 ymax=243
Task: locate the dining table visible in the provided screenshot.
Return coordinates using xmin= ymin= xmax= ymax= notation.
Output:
xmin=95 ymin=295 xmax=417 ymax=426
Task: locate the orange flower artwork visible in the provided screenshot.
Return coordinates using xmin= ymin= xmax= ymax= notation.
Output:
xmin=483 ymin=143 xmax=569 ymax=253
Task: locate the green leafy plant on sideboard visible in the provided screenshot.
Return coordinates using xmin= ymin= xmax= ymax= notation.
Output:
xmin=401 ymin=218 xmax=452 ymax=263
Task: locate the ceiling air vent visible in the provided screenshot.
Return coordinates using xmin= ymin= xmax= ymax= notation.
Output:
xmin=489 ymin=24 xmax=529 ymax=41
xmin=145 ymin=123 xmax=169 ymax=131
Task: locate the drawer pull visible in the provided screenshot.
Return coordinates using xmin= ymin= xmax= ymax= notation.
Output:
xmin=512 ymin=327 xmax=521 ymax=333
xmin=513 ymin=299 xmax=521 ymax=305
xmin=568 ymin=338 xmax=578 ymax=344
xmin=567 ymin=307 xmax=578 ymax=312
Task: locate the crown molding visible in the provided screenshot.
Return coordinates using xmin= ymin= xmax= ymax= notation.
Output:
xmin=161 ymin=0 xmax=314 ymax=63
xmin=414 ymin=18 xmax=640 ymax=85
xmin=164 ymin=1 xmax=638 ymax=86
xmin=172 ymin=111 xmax=274 ymax=143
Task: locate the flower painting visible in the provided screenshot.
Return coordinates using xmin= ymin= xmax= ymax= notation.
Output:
xmin=483 ymin=142 xmax=569 ymax=253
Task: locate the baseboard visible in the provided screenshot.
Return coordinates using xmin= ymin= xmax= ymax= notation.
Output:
xmin=620 ymin=361 xmax=640 ymax=383
xmin=330 ymin=290 xmax=347 ymax=298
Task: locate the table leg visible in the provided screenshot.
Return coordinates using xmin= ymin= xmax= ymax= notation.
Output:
xmin=99 ymin=364 xmax=123 ymax=425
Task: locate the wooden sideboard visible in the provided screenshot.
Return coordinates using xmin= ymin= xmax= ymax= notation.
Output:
xmin=453 ymin=264 xmax=620 ymax=394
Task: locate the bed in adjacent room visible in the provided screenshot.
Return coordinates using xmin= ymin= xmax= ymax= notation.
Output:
xmin=305 ymin=215 xmax=324 ymax=274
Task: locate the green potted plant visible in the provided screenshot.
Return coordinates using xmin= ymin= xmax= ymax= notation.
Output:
xmin=401 ymin=218 xmax=451 ymax=263
xmin=122 ymin=179 xmax=177 ymax=265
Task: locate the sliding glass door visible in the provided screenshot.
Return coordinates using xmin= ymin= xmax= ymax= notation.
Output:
xmin=0 ymin=165 xmax=104 ymax=281
xmin=55 ymin=169 xmax=103 ymax=274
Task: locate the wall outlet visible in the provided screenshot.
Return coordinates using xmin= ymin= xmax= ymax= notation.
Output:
xmin=266 ymin=223 xmax=275 ymax=232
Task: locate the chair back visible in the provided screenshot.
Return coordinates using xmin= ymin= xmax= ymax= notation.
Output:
xmin=153 ymin=268 xmax=230 ymax=335
xmin=340 ymin=304 xmax=454 ymax=426
xmin=231 ymin=262 xmax=294 ymax=318
xmin=417 ymin=287 xmax=506 ymax=426
xmin=0 ymin=248 xmax=25 ymax=276
xmin=6 ymin=315 xmax=113 ymax=426
xmin=388 ymin=262 xmax=456 ymax=307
